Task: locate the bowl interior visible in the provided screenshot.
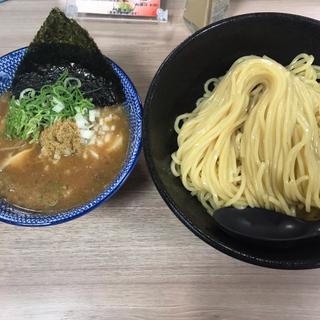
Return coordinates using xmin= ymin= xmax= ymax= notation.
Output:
xmin=0 ymin=48 xmax=142 ymax=226
xmin=144 ymin=13 xmax=320 ymax=269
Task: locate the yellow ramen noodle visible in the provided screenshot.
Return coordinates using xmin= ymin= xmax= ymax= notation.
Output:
xmin=171 ymin=54 xmax=320 ymax=217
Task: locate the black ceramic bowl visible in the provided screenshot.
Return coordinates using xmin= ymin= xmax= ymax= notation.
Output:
xmin=143 ymin=13 xmax=320 ymax=269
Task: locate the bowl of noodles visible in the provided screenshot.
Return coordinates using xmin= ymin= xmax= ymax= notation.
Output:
xmin=0 ymin=9 xmax=142 ymax=226
xmin=143 ymin=12 xmax=320 ymax=269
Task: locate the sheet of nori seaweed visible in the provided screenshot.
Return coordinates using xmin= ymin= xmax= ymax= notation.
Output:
xmin=11 ymin=8 xmax=125 ymax=106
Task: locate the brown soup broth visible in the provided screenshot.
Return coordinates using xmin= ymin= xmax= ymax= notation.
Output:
xmin=0 ymin=94 xmax=129 ymax=212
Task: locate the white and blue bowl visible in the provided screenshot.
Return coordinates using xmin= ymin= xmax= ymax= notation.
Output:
xmin=0 ymin=48 xmax=142 ymax=226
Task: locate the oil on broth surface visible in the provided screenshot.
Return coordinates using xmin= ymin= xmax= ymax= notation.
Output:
xmin=0 ymin=94 xmax=129 ymax=212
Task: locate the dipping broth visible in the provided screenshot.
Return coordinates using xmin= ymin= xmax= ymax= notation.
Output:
xmin=0 ymin=94 xmax=129 ymax=212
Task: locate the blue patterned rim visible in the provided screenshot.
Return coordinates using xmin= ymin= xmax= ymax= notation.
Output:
xmin=0 ymin=47 xmax=142 ymax=226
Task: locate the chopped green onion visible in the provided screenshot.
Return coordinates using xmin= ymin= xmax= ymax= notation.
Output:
xmin=51 ymin=97 xmax=65 ymax=113
xmin=5 ymin=71 xmax=95 ymax=143
xmin=64 ymin=77 xmax=81 ymax=88
xmin=19 ymin=88 xmax=35 ymax=100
